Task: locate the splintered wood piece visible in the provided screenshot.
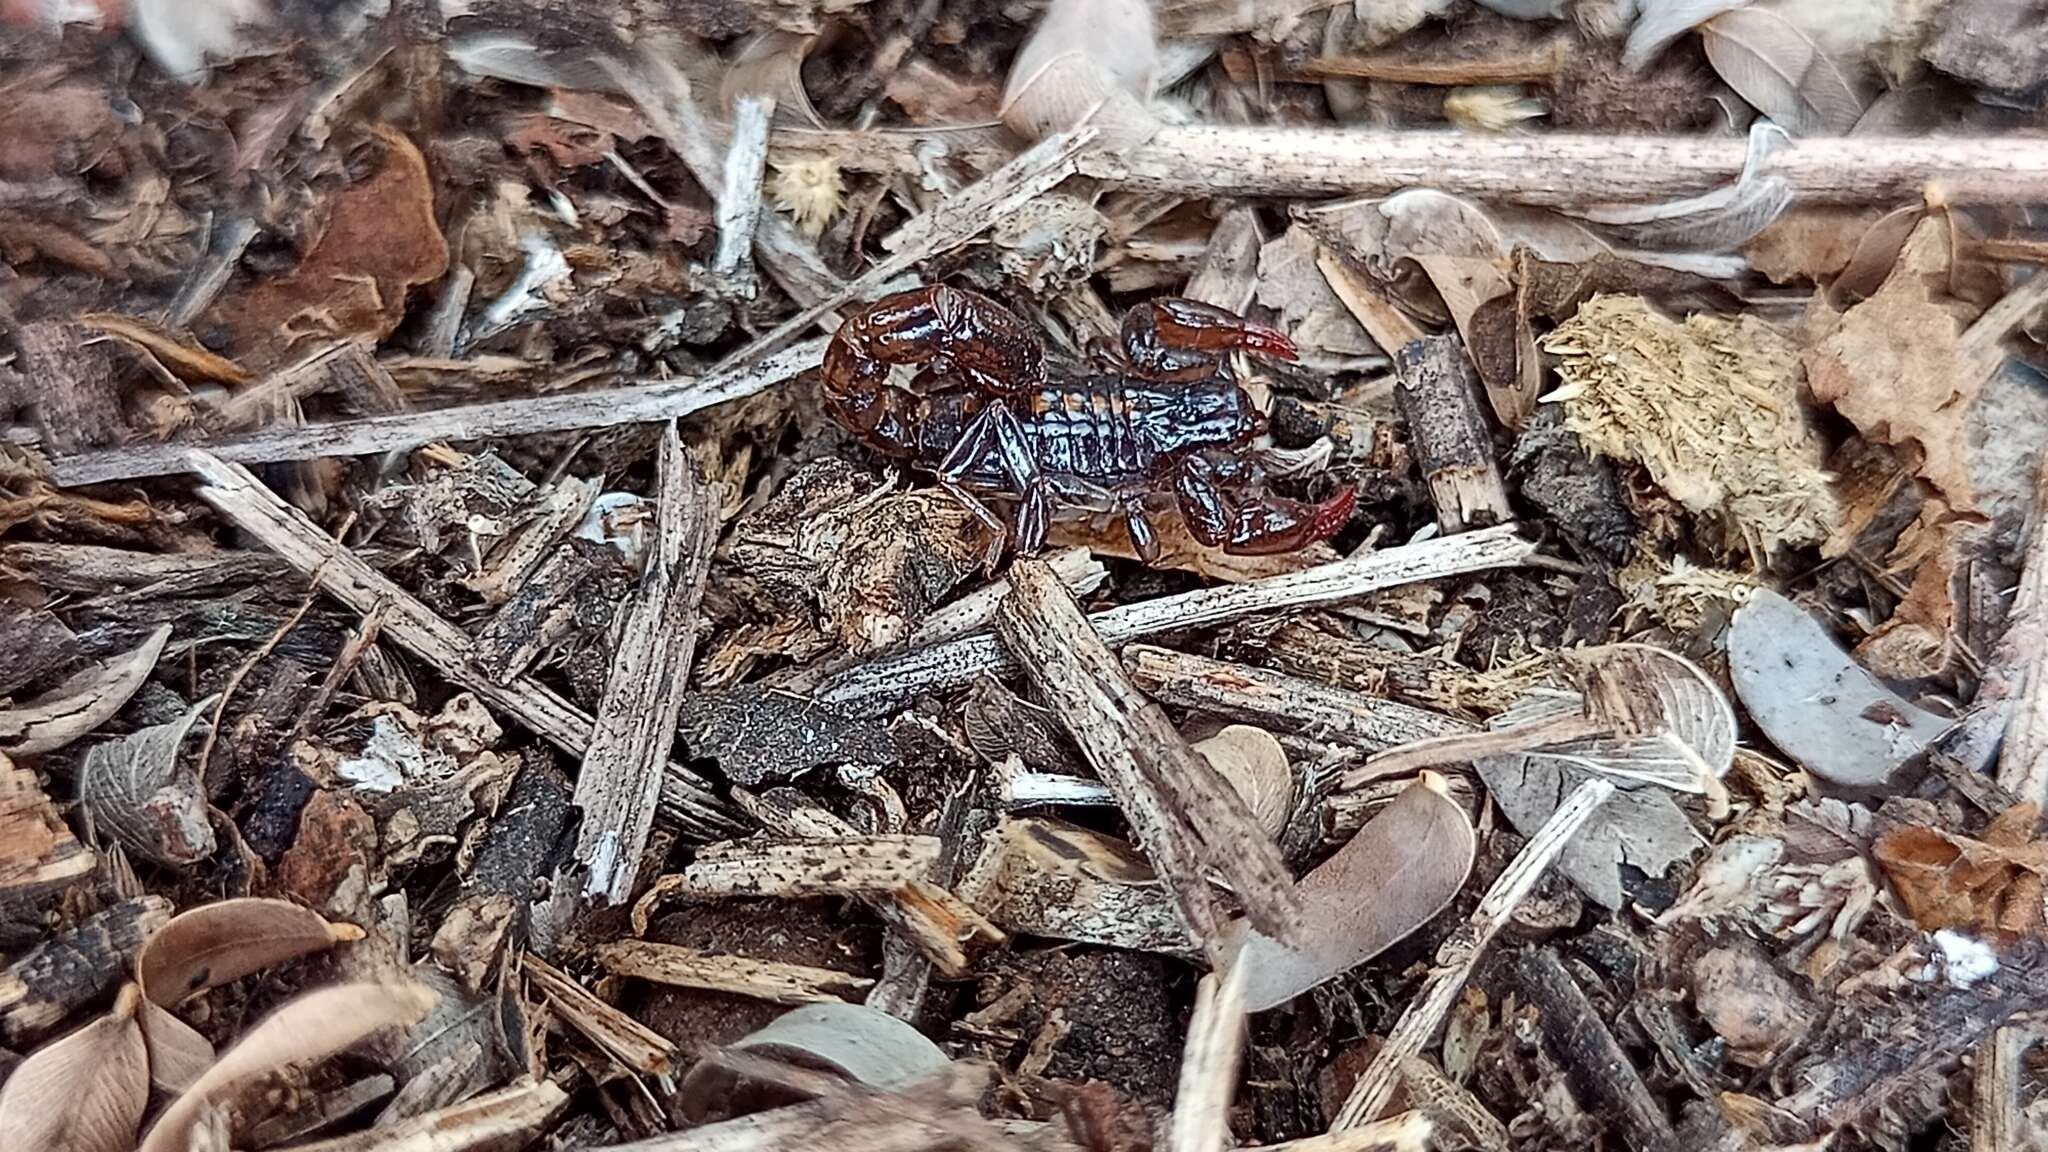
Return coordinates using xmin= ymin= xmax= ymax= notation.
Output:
xmin=1972 ymin=1026 xmax=2033 ymax=1152
xmin=956 ymin=817 xmax=1198 ymax=958
xmin=523 ymin=955 xmax=676 ymax=1077
xmin=597 ymin=940 xmax=872 ymax=1005
xmin=994 ymin=559 xmax=1304 ymax=952
xmin=1394 ymin=336 xmax=1511 ymax=533
xmin=1123 ymin=646 xmax=1475 ymax=753
xmin=681 ymin=836 xmax=942 ymax=897
xmin=1996 ymin=456 xmax=2048 ymax=808
xmin=1331 ymin=778 xmax=1615 ymax=1131
xmin=572 ymin=426 xmax=718 ymax=905
xmin=0 ymin=753 xmax=94 ymax=901
xmin=0 ymin=896 xmax=172 ymax=1044
xmin=1512 ymin=948 xmax=1679 ymax=1152
xmin=821 ymin=523 xmax=1537 ymax=713
xmin=622 ymin=1062 xmax=1034 ymax=1152
xmin=1168 ymin=963 xmax=1249 ymax=1152
xmin=271 ymin=1079 xmax=568 ymax=1152
xmin=185 ymin=451 xmax=744 ymax=841
xmin=48 ymin=340 xmax=827 ymax=487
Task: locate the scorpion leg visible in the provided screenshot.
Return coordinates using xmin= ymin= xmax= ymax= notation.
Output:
xmin=1172 ymin=454 xmax=1356 ymax=556
xmin=1122 ymin=501 xmax=1162 ymax=565
xmin=935 ymin=398 xmax=1056 ymax=560
xmin=1120 ymin=298 xmax=1298 ymax=381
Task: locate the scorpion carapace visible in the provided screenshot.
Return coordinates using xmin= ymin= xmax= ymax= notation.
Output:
xmin=821 ymin=284 xmax=1356 ymax=565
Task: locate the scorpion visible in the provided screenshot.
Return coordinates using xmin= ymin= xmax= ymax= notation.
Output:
xmin=820 ymin=284 xmax=1356 ymax=565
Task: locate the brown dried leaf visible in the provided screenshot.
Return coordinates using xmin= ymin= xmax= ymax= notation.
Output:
xmin=1192 ymin=725 xmax=1295 ymax=840
xmin=1225 ymin=775 xmax=1475 ymax=1012
xmin=1805 ymin=217 xmax=1995 ymax=511
xmin=138 ymin=997 xmax=215 ymax=1094
xmin=79 ymin=695 xmax=215 ymax=868
xmin=1742 ymin=205 xmax=1888 ymax=286
xmin=0 ymin=984 xmax=149 ymax=1152
xmin=1874 ymin=803 xmax=2048 ymax=935
xmin=0 ymin=624 xmax=172 ymax=756
xmin=1700 ymin=7 xmax=1867 ymax=135
xmin=138 ymin=897 xmax=365 ymax=1008
xmin=210 ymin=125 xmax=448 ymax=367
xmin=138 ymin=982 xmax=438 ymax=1152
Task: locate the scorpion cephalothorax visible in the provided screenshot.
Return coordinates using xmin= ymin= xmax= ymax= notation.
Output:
xmin=820 ymin=285 xmax=1355 ymax=565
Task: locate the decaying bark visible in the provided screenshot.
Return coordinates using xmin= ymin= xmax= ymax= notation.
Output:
xmin=1513 ymin=947 xmax=1679 ymax=1152
xmin=0 ymin=894 xmax=171 ymax=1043
xmin=1394 ymin=336 xmax=1511 ymax=534
xmin=994 ymin=559 xmax=1303 ymax=955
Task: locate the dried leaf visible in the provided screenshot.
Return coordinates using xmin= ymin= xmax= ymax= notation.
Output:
xmin=1875 ymin=804 xmax=2048 ymax=935
xmin=1624 ymin=0 xmax=1751 ymax=70
xmin=1477 ymin=753 xmax=1703 ymax=909
xmin=1742 ymin=205 xmax=1889 ymax=286
xmin=0 ymin=984 xmax=149 ymax=1152
xmin=1001 ymin=0 xmax=1160 ymax=148
xmin=138 ymin=897 xmax=365 ymax=1008
xmin=139 ymin=982 xmax=438 ymax=1152
xmin=1542 ymin=295 xmax=1839 ymax=555
xmin=1728 ymin=586 xmax=1933 ymax=783
xmin=1699 ymin=6 xmax=1867 ymax=135
xmin=0 ymin=624 xmax=172 ymax=756
xmin=1571 ymin=122 xmax=1794 ymax=253
xmin=722 ymin=31 xmax=826 ymax=128
xmin=1192 ymin=725 xmax=1294 ymax=840
xmin=210 ymin=125 xmax=448 ymax=367
xmin=79 ymin=694 xmax=216 ymax=868
xmin=1254 ymin=225 xmax=1380 ymax=362
xmin=1533 ymin=644 xmax=1738 ymax=792
xmin=1804 ymin=217 xmax=1990 ymax=509
xmin=1225 ymin=775 xmax=1475 ymax=1012
xmin=138 ymin=997 xmax=215 ymax=1094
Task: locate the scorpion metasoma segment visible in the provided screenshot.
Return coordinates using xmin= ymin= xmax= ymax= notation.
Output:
xmin=821 ymin=284 xmax=1356 ymax=564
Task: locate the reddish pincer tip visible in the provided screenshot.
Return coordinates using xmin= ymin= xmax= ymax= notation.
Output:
xmin=1243 ymin=325 xmax=1298 ymax=362
xmin=1309 ymin=485 xmax=1357 ymax=543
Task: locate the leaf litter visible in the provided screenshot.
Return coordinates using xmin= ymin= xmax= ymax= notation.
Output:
xmin=0 ymin=1 xmax=2046 ymax=1150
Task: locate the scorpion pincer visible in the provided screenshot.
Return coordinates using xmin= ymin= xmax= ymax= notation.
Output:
xmin=820 ymin=284 xmax=1356 ymax=565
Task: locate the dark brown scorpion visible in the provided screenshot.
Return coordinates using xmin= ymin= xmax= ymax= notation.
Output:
xmin=820 ymin=285 xmax=1355 ymax=564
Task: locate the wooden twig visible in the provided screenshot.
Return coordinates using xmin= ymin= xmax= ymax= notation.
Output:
xmin=291 ymin=597 xmax=389 ymax=740
xmin=594 ymin=940 xmax=872 ymax=1006
xmin=819 ymin=524 xmax=1537 ymax=712
xmin=50 ymin=338 xmax=826 ymax=487
xmin=571 ymin=426 xmax=718 ymax=904
xmin=1168 ymin=963 xmax=1250 ymax=1152
xmin=185 ymin=451 xmax=745 ymax=841
xmin=1995 ymin=456 xmax=2048 ymax=807
xmin=1513 ymin=948 xmax=1679 ymax=1152
xmin=1331 ymin=777 xmax=1615 ymax=1131
xmin=1122 ymin=646 xmax=1475 ymax=754
xmin=711 ymin=95 xmax=774 ymax=296
xmin=770 ymin=126 xmax=2048 ymax=206
xmin=1394 ymin=337 xmax=1511 ymax=533
xmin=994 ymin=559 xmax=1304 ymax=953
xmin=1258 ymin=1114 xmax=1432 ymax=1152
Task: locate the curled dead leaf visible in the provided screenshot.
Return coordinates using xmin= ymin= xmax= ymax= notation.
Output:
xmin=0 ymin=983 xmax=149 ymax=1152
xmin=1000 ymin=0 xmax=1160 ymax=148
xmin=1874 ymin=803 xmax=2048 ymax=936
xmin=1192 ymin=725 xmax=1294 ymax=840
xmin=79 ymin=694 xmax=216 ymax=867
xmin=1 ymin=624 xmax=172 ymax=756
xmin=1225 ymin=774 xmax=1475 ymax=1012
xmin=722 ymin=30 xmax=826 ymax=128
xmin=138 ymin=897 xmax=365 ymax=1007
xmin=139 ymin=981 xmax=438 ymax=1152
xmin=138 ymin=997 xmax=214 ymax=1094
xmin=1699 ymin=6 xmax=1867 ymax=135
